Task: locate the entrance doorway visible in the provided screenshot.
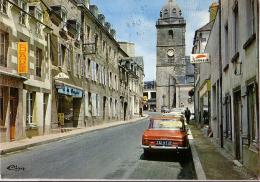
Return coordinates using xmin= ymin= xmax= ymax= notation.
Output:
xmin=10 ymin=88 xmax=18 ymax=141
xmin=233 ymin=90 xmax=241 ymax=161
xmin=124 ymin=102 xmax=127 ymax=121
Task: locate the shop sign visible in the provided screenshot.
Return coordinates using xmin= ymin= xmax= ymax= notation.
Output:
xmin=190 ymin=53 xmax=209 ymax=64
xmin=57 ymin=86 xmax=83 ymax=98
xmin=58 ymin=113 xmax=64 ymax=126
xmin=17 ymin=42 xmax=28 ymax=74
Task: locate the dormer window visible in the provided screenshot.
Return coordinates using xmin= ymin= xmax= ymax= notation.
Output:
xmin=19 ymin=0 xmax=27 ymax=25
xmin=50 ymin=5 xmax=67 ymax=26
xmin=67 ymin=19 xmax=80 ymax=38
xmin=29 ymin=5 xmax=43 ymax=35
xmin=0 ymin=0 xmax=7 ymax=14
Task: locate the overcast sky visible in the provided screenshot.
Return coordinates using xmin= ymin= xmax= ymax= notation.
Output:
xmin=91 ymin=0 xmax=216 ymax=81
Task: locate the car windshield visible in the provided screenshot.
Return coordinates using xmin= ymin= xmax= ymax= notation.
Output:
xmin=150 ymin=119 xmax=184 ymax=130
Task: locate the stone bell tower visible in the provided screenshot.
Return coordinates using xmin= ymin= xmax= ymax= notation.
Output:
xmin=156 ymin=0 xmax=186 ymax=111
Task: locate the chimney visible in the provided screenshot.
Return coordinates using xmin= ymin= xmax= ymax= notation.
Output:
xmin=209 ymin=2 xmax=219 ymax=22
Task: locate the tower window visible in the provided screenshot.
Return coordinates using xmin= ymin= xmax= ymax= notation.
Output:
xmin=160 ymin=11 xmax=162 ymax=18
xmin=179 ymin=10 xmax=182 ymax=16
xmin=164 ymin=9 xmax=168 ymax=17
xmin=173 ymin=8 xmax=176 ymax=14
xmin=169 ymin=30 xmax=174 ymax=39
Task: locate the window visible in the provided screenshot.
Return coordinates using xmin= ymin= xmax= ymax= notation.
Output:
xmin=66 ymin=48 xmax=71 ymax=71
xmin=0 ymin=0 xmax=7 ymax=14
xmin=224 ymin=24 xmax=229 ymax=65
xmin=0 ymin=30 xmax=8 ymax=67
xmin=248 ymin=83 xmax=258 ymax=146
xmin=96 ymin=64 xmax=99 ymax=82
xmin=94 ymin=34 xmax=98 ymax=52
xmin=0 ymin=87 xmax=4 ymax=126
xmin=233 ymin=3 xmax=239 ymax=54
xmin=35 ymin=9 xmax=43 ymax=35
xmin=36 ymin=47 xmax=42 ymax=77
xmin=81 ymin=56 xmax=84 ymax=76
xmin=172 ymin=8 xmax=176 ymax=14
xmin=169 ymin=30 xmax=173 ymax=39
xmin=77 ymin=54 xmax=81 ymax=76
xmin=19 ymin=0 xmax=27 ymax=25
xmin=26 ymin=92 xmax=35 ymax=124
xmin=225 ymin=95 xmax=232 ymax=140
xmin=246 ymin=0 xmax=255 ymax=36
xmin=86 ymin=25 xmax=90 ymax=42
xmin=164 ymin=9 xmax=168 ymax=17
xmin=58 ymin=44 xmax=66 ymax=67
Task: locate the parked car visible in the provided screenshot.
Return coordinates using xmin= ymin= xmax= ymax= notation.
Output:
xmin=161 ymin=106 xmax=170 ymax=113
xmin=141 ymin=116 xmax=190 ymax=157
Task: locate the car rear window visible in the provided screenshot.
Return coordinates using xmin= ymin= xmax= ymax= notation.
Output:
xmin=150 ymin=119 xmax=184 ymax=130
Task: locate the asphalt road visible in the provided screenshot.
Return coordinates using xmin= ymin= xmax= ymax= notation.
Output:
xmin=1 ymin=112 xmax=196 ymax=180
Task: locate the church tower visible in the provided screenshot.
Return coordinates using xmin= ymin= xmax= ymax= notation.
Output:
xmin=156 ymin=0 xmax=186 ymax=111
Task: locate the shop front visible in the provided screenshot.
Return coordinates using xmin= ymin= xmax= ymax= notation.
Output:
xmin=199 ymin=79 xmax=211 ymax=125
xmin=56 ymin=84 xmax=83 ymax=128
xmin=0 ymin=74 xmax=24 ymax=142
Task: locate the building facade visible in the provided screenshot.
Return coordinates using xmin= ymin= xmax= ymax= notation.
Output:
xmin=0 ymin=0 xmax=52 ymax=142
xmin=143 ymin=81 xmax=156 ymax=111
xmin=156 ymin=0 xmax=194 ymax=112
xmin=0 ymin=0 xmax=144 ymax=142
xmin=192 ymin=0 xmax=259 ymax=176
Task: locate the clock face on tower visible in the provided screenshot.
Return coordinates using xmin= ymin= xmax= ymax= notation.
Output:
xmin=167 ymin=49 xmax=175 ymax=57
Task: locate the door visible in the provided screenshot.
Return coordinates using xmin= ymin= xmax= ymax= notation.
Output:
xmin=234 ymin=90 xmax=241 ymax=161
xmin=9 ymin=88 xmax=18 ymax=141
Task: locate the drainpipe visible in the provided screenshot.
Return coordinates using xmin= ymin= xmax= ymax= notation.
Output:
xmin=258 ymin=0 xmax=260 ymax=179
xmin=218 ymin=0 xmax=224 ymax=148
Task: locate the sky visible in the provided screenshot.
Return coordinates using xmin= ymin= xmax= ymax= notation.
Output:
xmin=91 ymin=0 xmax=216 ymax=81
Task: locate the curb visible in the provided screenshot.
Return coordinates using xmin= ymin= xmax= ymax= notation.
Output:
xmin=0 ymin=116 xmax=149 ymax=155
xmin=188 ymin=129 xmax=207 ymax=180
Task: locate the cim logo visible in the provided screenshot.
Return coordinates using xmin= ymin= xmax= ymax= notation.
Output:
xmin=190 ymin=54 xmax=209 ymax=64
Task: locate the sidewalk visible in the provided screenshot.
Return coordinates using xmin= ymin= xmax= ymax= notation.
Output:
xmin=0 ymin=115 xmax=149 ymax=155
xmin=189 ymin=123 xmax=256 ymax=180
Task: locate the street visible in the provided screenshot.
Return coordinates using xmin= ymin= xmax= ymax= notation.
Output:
xmin=1 ymin=113 xmax=196 ymax=180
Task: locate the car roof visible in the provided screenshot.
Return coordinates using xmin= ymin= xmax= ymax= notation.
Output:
xmin=150 ymin=116 xmax=183 ymax=120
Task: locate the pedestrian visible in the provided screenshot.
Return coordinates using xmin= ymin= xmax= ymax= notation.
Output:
xmin=184 ymin=107 xmax=191 ymax=124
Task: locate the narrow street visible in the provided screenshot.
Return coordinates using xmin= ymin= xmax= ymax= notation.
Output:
xmin=1 ymin=113 xmax=196 ymax=180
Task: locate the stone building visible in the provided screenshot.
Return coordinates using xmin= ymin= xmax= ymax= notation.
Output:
xmin=156 ymin=0 xmax=194 ymax=112
xmin=0 ymin=0 xmax=144 ymax=142
xmin=143 ymin=81 xmax=156 ymax=111
xmin=0 ymin=0 xmax=52 ymax=142
xmin=192 ymin=6 xmax=216 ymax=125
xmin=193 ymin=0 xmax=259 ymax=176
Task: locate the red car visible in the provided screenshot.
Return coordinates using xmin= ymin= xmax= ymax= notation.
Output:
xmin=141 ymin=116 xmax=189 ymax=156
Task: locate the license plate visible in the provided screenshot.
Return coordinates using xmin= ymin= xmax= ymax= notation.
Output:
xmin=156 ymin=140 xmax=172 ymax=146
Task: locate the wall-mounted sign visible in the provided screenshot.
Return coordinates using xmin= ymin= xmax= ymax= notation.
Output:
xmin=57 ymin=85 xmax=83 ymax=98
xmin=190 ymin=53 xmax=209 ymax=64
xmin=17 ymin=42 xmax=28 ymax=73
xmin=58 ymin=113 xmax=64 ymax=126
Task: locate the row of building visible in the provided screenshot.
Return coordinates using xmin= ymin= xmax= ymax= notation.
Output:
xmin=192 ymin=0 xmax=259 ymax=176
xmin=0 ymin=0 xmax=144 ymax=143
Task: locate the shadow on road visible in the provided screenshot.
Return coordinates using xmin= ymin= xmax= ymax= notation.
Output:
xmin=139 ymin=149 xmax=192 ymax=163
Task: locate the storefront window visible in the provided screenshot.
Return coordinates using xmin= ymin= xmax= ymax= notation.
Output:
xmin=26 ymin=92 xmax=35 ymax=124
